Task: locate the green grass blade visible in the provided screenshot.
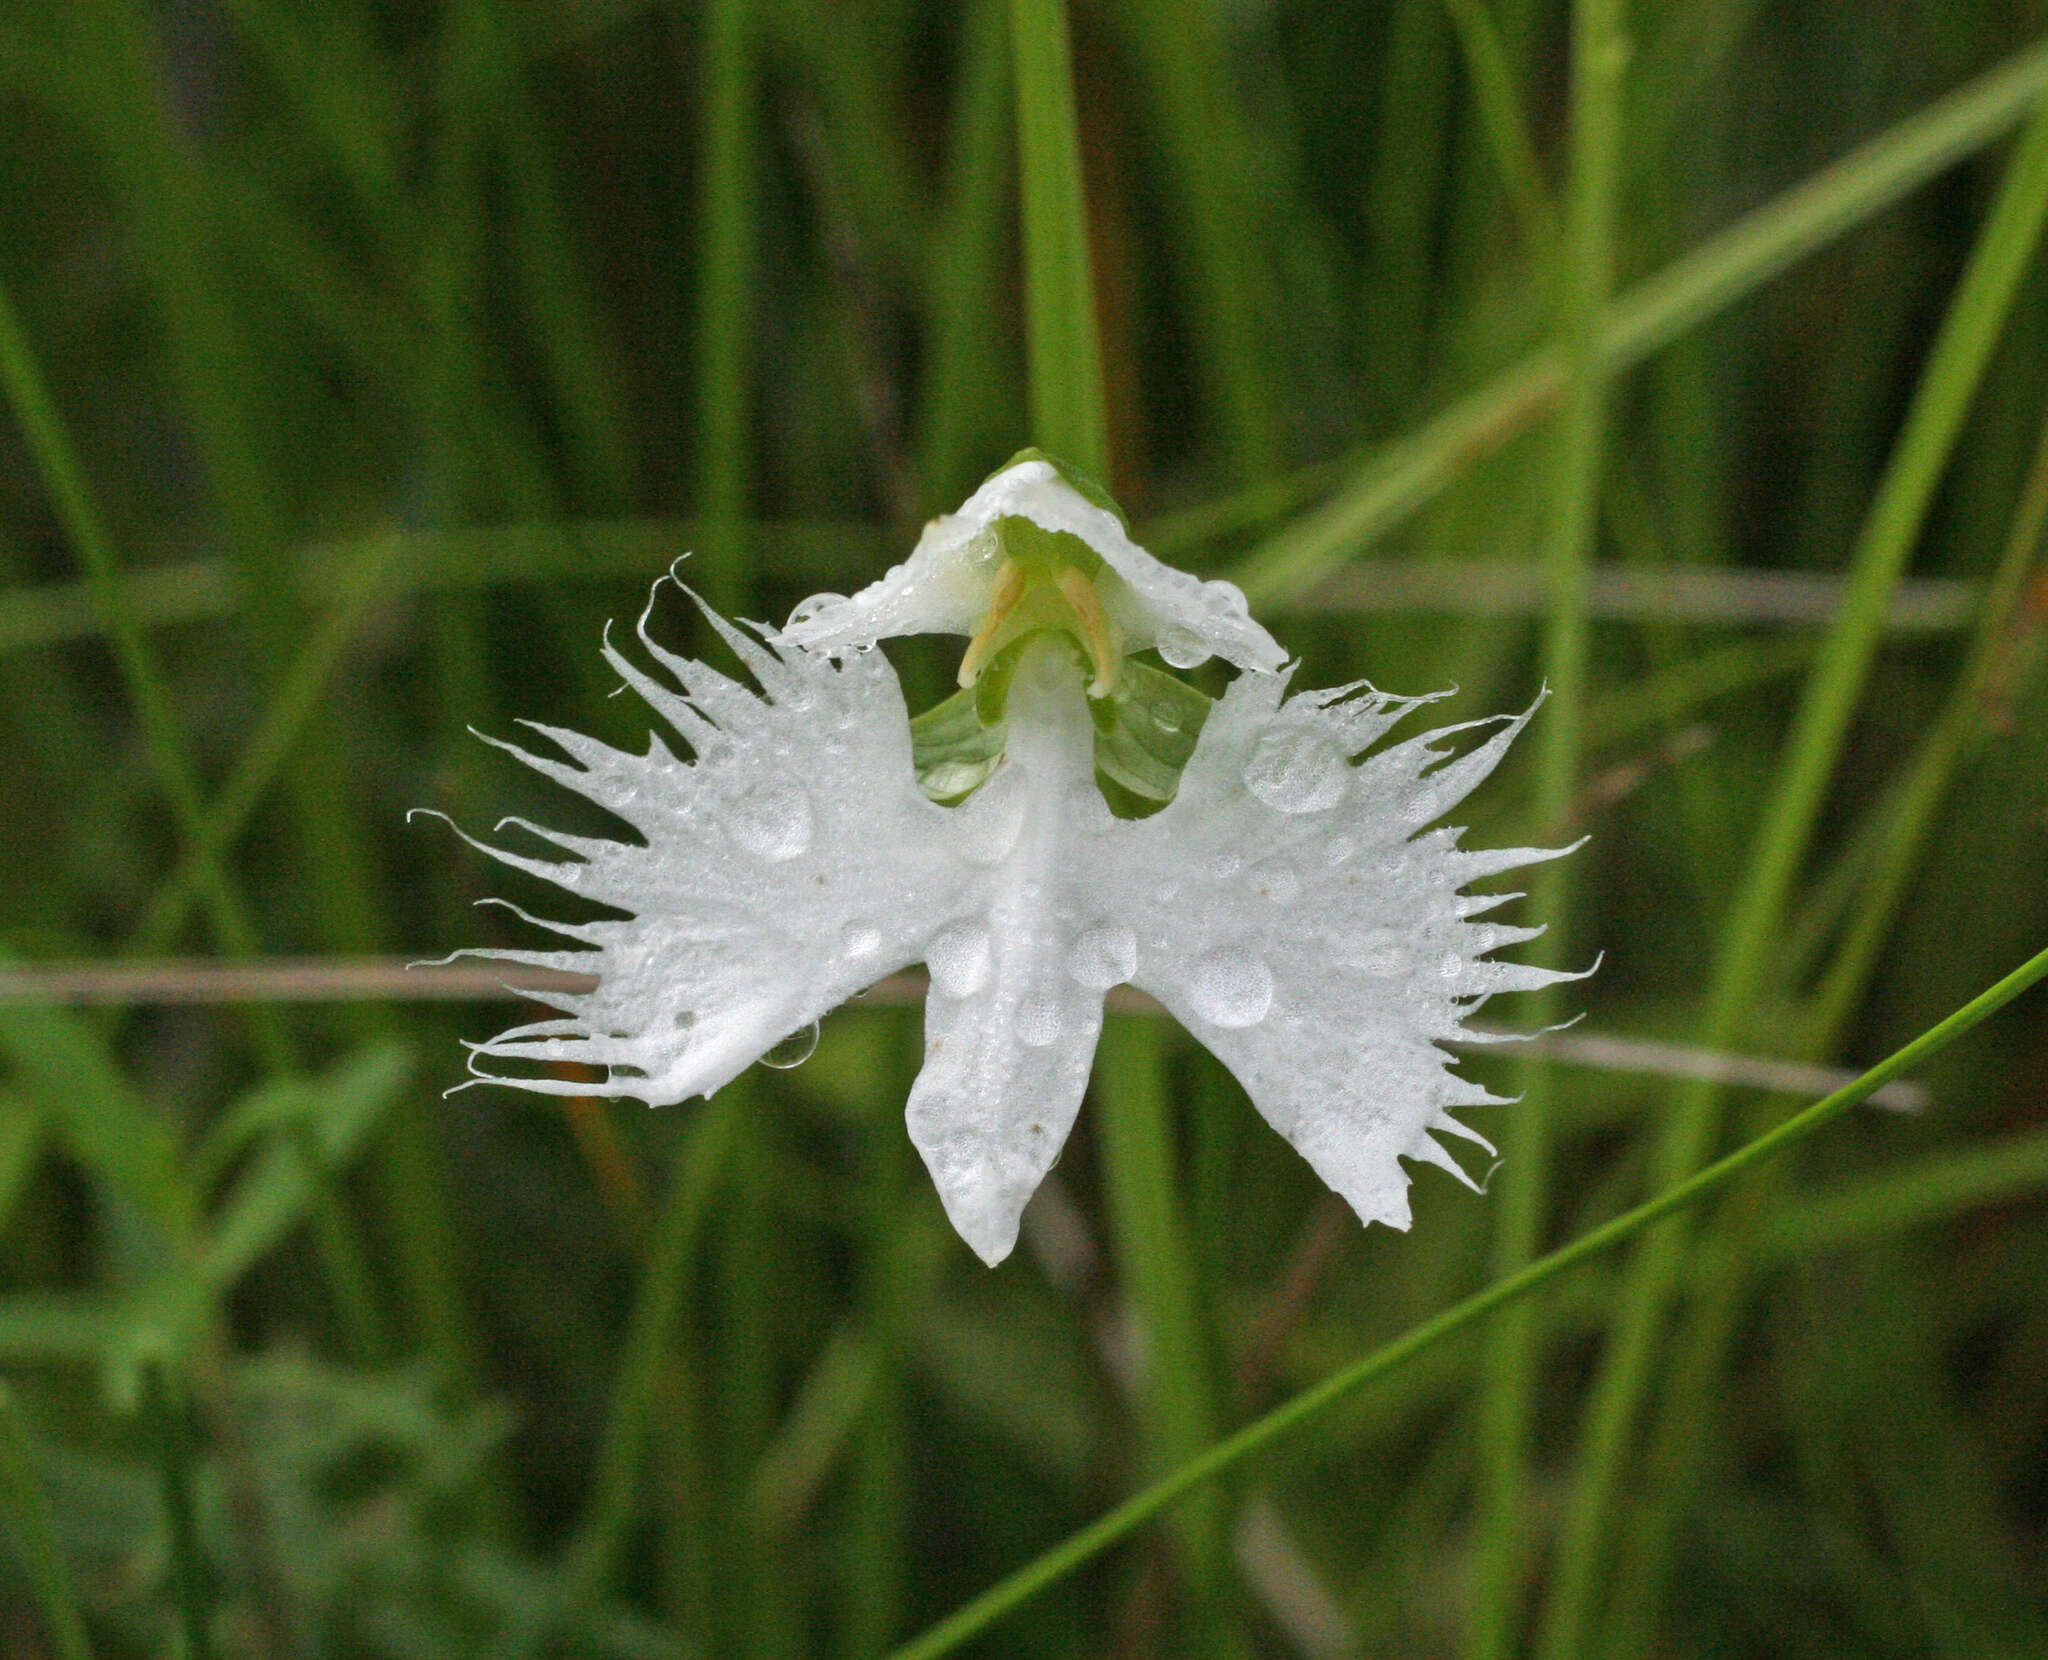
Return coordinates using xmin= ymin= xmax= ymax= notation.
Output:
xmin=1439 ymin=0 xmax=1558 ymax=255
xmin=559 ymin=1091 xmax=739 ymax=1613
xmin=0 ymin=279 xmax=275 ymax=995
xmin=1593 ymin=375 xmax=2048 ymax=1660
xmin=692 ymin=0 xmax=758 ymax=610
xmin=1758 ymin=1126 xmax=2048 ymax=1263
xmin=140 ymin=1358 xmax=215 ymax=1660
xmin=0 ymin=995 xmax=192 ymax=1254
xmin=1530 ymin=96 xmax=2048 ymax=1660
xmin=886 ymin=942 xmax=2048 ymax=1660
xmin=0 ymin=1379 xmax=96 ymax=1660
xmin=1115 ymin=0 xmax=1282 ymax=479
xmin=1009 ymin=0 xmax=1108 ymax=477
xmin=127 ymin=532 xmax=407 ymax=957
xmin=913 ymin=0 xmax=1017 ymax=512
xmin=1234 ymin=36 xmax=2048 ymax=603
xmin=1810 ymin=395 xmax=2048 ymax=1036
xmin=1359 ymin=0 xmax=1455 ymax=421
xmin=1469 ymin=0 xmax=1624 ymax=1650
xmin=1094 ymin=1018 xmax=1248 ymax=1658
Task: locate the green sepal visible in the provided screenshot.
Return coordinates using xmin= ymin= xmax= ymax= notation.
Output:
xmin=911 ymin=681 xmax=1007 ymax=805
xmin=988 ymin=447 xmax=1128 ymax=528
xmin=913 ymin=648 xmax=1214 ymax=816
xmin=1091 ymin=659 xmax=1212 ymax=807
xmin=989 ymin=513 xmax=1105 ymax=583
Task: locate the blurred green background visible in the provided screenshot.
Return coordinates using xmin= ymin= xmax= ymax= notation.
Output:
xmin=2 ymin=0 xmax=2047 ymax=1655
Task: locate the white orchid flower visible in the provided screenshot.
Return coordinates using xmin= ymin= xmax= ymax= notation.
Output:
xmin=441 ymin=451 xmax=1585 ymax=1265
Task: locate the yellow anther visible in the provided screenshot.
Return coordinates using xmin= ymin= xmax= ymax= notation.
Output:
xmin=1056 ymin=566 xmax=1119 ymax=697
xmin=958 ymin=558 xmax=1028 ymax=687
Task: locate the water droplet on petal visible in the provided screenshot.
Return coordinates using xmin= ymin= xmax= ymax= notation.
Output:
xmin=841 ymin=919 xmax=881 ymax=958
xmin=1243 ymin=722 xmax=1350 ymax=814
xmin=729 ymin=779 xmax=812 ymax=861
xmin=952 ymin=762 xmax=1030 ymax=865
xmin=1070 ymin=922 xmax=1137 ymax=990
xmin=1438 ymin=953 xmax=1463 ymax=979
xmin=1209 ymin=848 xmax=1245 ymax=879
xmin=927 ymin=921 xmax=993 ymax=998
xmin=787 ymin=592 xmax=846 ymax=628
xmin=1155 ymin=625 xmax=1211 ymax=669
xmin=762 ymin=1021 xmax=820 ymax=1069
xmin=1324 ymin=834 xmax=1356 ymax=866
xmin=1248 ymin=858 xmax=1299 ymax=904
xmin=1015 ymin=994 xmax=1063 ymax=1047
xmin=1187 ymin=950 xmax=1273 ymax=1028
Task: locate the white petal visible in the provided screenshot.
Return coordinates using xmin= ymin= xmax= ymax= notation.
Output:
xmin=780 ymin=457 xmax=1286 ymax=675
xmin=1096 ymin=676 xmax=1577 ymax=1231
xmin=454 ymin=582 xmax=1578 ymax=1262
xmin=460 ymin=601 xmax=975 ymax=1106
xmin=904 ymin=646 xmax=1109 ymax=1265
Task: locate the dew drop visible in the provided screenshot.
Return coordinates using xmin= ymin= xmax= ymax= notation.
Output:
xmin=1324 ymin=834 xmax=1357 ymax=866
xmin=1155 ymin=625 xmax=1211 ymax=670
xmin=787 ymin=592 xmax=846 ymax=628
xmin=951 ymin=762 xmax=1030 ymax=865
xmin=728 ymin=779 xmax=812 ymax=861
xmin=1243 ymin=721 xmax=1350 ymax=814
xmin=1186 ymin=949 xmax=1273 ymax=1028
xmin=1438 ymin=953 xmax=1463 ymax=980
xmin=1248 ymin=858 xmax=1299 ymax=904
xmin=762 ymin=1021 xmax=820 ymax=1069
xmin=841 ymin=919 xmax=882 ymax=958
xmin=1015 ymin=994 xmax=1063 ymax=1048
xmin=927 ymin=921 xmax=993 ymax=997
xmin=1070 ymin=922 xmax=1137 ymax=990
xmin=1209 ymin=848 xmax=1245 ymax=879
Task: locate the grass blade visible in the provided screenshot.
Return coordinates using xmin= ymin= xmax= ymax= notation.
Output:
xmin=1234 ymin=37 xmax=2048 ymax=602
xmin=0 ymin=1379 xmax=95 ymax=1660
xmin=1530 ymin=94 xmax=2048 ymax=1660
xmin=1009 ymin=0 xmax=1108 ymax=476
xmin=1469 ymin=0 xmax=1623 ymax=1650
xmin=887 ymin=940 xmax=2048 ymax=1659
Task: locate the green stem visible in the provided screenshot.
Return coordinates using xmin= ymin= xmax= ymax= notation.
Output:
xmin=1009 ymin=0 xmax=1109 ymax=478
xmin=1529 ymin=95 xmax=2048 ymax=1660
xmin=0 ymin=279 xmax=268 ymax=996
xmin=886 ymin=939 xmax=2048 ymax=1660
xmin=1469 ymin=0 xmax=1623 ymax=1653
